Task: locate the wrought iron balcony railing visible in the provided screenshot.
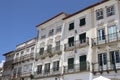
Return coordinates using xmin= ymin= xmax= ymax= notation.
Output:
xmin=36 ymin=46 xmax=62 ymax=59
xmin=34 ymin=67 xmax=62 ymax=78
xmin=64 ymin=63 xmax=90 ymax=74
xmin=48 ymin=32 xmax=54 ymax=37
xmin=92 ymin=61 xmax=120 ymax=74
xmin=21 ymin=72 xmax=32 ymax=77
xmin=3 ymin=59 xmax=13 ymax=67
xmin=13 ymin=53 xmax=34 ymax=64
xmin=64 ymin=38 xmax=89 ymax=51
xmin=92 ymin=32 xmax=120 ymax=47
xmin=2 ymin=70 xmax=12 ymax=76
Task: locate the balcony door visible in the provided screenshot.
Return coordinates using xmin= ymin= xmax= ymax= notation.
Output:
xmin=79 ymin=55 xmax=87 ymax=71
xmin=97 ymin=28 xmax=105 ymax=44
xmin=68 ymin=58 xmax=74 ymax=70
xmin=47 ymin=45 xmax=52 ymax=53
xmin=68 ymin=37 xmax=74 ymax=47
xmin=55 ymin=41 xmax=60 ymax=51
xmin=108 ymin=25 xmax=117 ymax=42
xmin=98 ymin=53 xmax=107 ymax=71
xmin=44 ymin=63 xmax=50 ymax=74
xmin=79 ymin=33 xmax=86 ymax=43
xmin=110 ymin=51 xmax=120 ymax=69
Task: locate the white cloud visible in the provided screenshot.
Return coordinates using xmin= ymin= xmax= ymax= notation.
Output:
xmin=0 ymin=60 xmax=5 ymax=68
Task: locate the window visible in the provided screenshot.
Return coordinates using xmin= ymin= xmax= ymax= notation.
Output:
xmin=79 ymin=55 xmax=87 ymax=70
xmin=27 ymin=49 xmax=29 ymax=53
xmin=13 ymin=68 xmax=17 ymax=75
xmin=28 ymin=63 xmax=33 ymax=72
xmin=69 ymin=22 xmax=74 ymax=30
xmin=68 ymin=58 xmax=74 ymax=70
xmin=55 ymin=41 xmax=60 ymax=51
xmin=31 ymin=47 xmax=34 ymax=53
xmin=44 ymin=63 xmax=50 ymax=73
xmin=56 ymin=26 xmax=62 ymax=33
xmin=110 ymin=50 xmax=120 ymax=64
xmin=47 ymin=45 xmax=52 ymax=53
xmin=98 ymin=53 xmax=107 ymax=70
xmin=108 ymin=25 xmax=117 ymax=41
xmin=106 ymin=5 xmax=115 ymax=17
xmin=49 ymin=29 xmax=54 ymax=36
xmin=18 ymin=67 xmax=22 ymax=74
xmin=21 ymin=51 xmax=24 ymax=55
xmin=96 ymin=9 xmax=104 ymax=20
xmin=23 ymin=64 xmax=28 ymax=72
xmin=16 ymin=53 xmax=19 ymax=57
xmin=37 ymin=65 xmax=42 ymax=74
xmin=97 ymin=28 xmax=105 ymax=42
xmin=41 ymin=35 xmax=46 ymax=39
xmin=98 ymin=53 xmax=107 ymax=66
xmin=53 ymin=61 xmax=59 ymax=71
xmin=68 ymin=37 xmax=74 ymax=47
xmin=80 ymin=18 xmax=86 ymax=26
xmin=79 ymin=33 xmax=86 ymax=43
xmin=39 ymin=47 xmax=44 ymax=55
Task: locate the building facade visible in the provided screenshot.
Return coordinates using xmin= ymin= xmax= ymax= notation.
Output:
xmin=2 ymin=51 xmax=14 ymax=80
xmin=12 ymin=38 xmax=36 ymax=80
xmin=34 ymin=12 xmax=68 ymax=80
xmin=62 ymin=5 xmax=93 ymax=80
xmin=91 ymin=0 xmax=120 ymax=80
xmin=2 ymin=0 xmax=120 ymax=80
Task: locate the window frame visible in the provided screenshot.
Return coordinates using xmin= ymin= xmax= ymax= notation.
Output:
xmin=96 ymin=9 xmax=104 ymax=20
xmin=106 ymin=5 xmax=115 ymax=17
xmin=53 ymin=61 xmax=59 ymax=72
xmin=79 ymin=17 xmax=86 ymax=26
xmin=37 ymin=65 xmax=42 ymax=74
xmin=68 ymin=37 xmax=74 ymax=47
xmin=68 ymin=58 xmax=74 ymax=70
xmin=69 ymin=22 xmax=74 ymax=30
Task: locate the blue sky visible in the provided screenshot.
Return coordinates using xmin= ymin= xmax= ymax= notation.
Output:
xmin=0 ymin=0 xmax=101 ymax=64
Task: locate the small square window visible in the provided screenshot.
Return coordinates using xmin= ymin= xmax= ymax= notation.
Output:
xmin=39 ymin=47 xmax=44 ymax=55
xmin=69 ymin=22 xmax=74 ymax=30
xmin=96 ymin=10 xmax=104 ymax=20
xmin=106 ymin=5 xmax=115 ymax=17
xmin=80 ymin=18 xmax=86 ymax=26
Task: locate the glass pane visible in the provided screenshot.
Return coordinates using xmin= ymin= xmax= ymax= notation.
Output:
xmin=108 ymin=25 xmax=117 ymax=41
xmin=115 ymin=51 xmax=120 ymax=63
xmin=103 ymin=53 xmax=107 ymax=65
xmin=68 ymin=58 xmax=74 ymax=69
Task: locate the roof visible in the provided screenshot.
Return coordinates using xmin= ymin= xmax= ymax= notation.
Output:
xmin=3 ymin=51 xmax=14 ymax=56
xmin=63 ymin=0 xmax=109 ymax=20
xmin=16 ymin=37 xmax=36 ymax=47
xmin=36 ymin=12 xmax=69 ymax=27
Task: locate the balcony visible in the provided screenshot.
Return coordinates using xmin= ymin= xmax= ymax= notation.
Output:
xmin=11 ymin=72 xmax=22 ymax=79
xmin=21 ymin=53 xmax=34 ymax=61
xmin=64 ymin=38 xmax=89 ymax=51
xmin=92 ymin=32 xmax=120 ymax=47
xmin=3 ymin=59 xmax=13 ymax=67
xmin=13 ymin=53 xmax=34 ymax=64
xmin=34 ymin=67 xmax=62 ymax=78
xmin=2 ymin=70 xmax=12 ymax=76
xmin=92 ymin=61 xmax=120 ymax=74
xmin=21 ymin=72 xmax=32 ymax=77
xmin=64 ymin=63 xmax=89 ymax=74
xmin=13 ymin=58 xmax=21 ymax=64
xmin=36 ymin=46 xmax=62 ymax=59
